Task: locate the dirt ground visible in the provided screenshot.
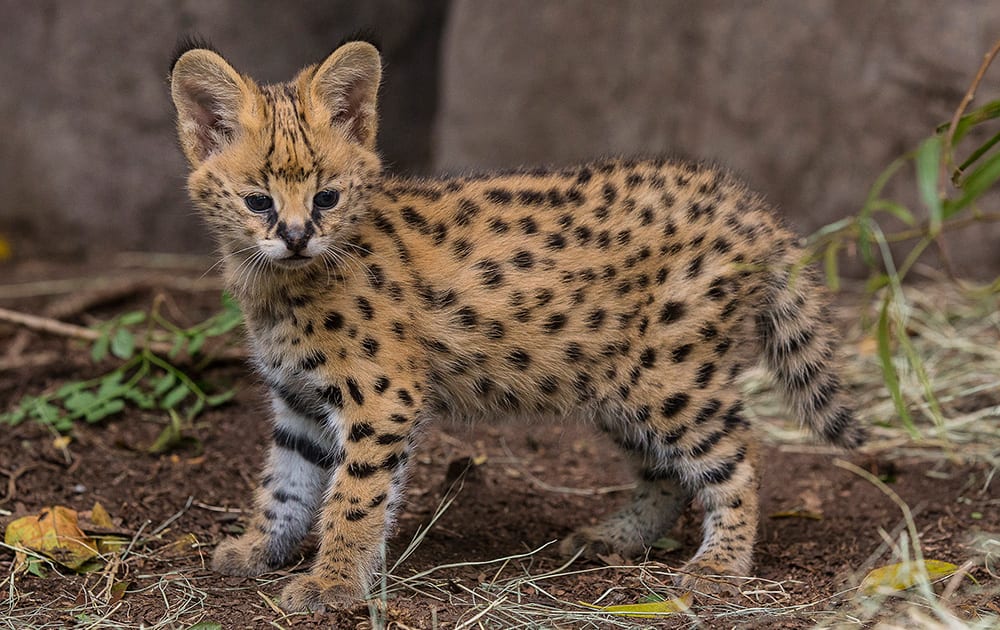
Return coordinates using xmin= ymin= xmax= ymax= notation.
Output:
xmin=1 ymin=262 xmax=998 ymax=629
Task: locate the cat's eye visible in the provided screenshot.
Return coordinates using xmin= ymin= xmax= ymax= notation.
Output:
xmin=244 ymin=194 xmax=274 ymax=213
xmin=313 ymin=190 xmax=340 ymax=210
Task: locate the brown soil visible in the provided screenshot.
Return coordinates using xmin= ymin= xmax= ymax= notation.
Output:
xmin=1 ymin=261 xmax=998 ymax=629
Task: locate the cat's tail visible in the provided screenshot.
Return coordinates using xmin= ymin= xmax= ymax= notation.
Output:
xmin=755 ymin=254 xmax=866 ymax=449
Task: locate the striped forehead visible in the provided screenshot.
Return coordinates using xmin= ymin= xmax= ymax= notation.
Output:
xmin=260 ymin=84 xmax=317 ymax=184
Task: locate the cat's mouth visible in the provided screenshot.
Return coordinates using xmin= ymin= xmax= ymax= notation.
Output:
xmin=272 ymin=254 xmax=315 ymax=269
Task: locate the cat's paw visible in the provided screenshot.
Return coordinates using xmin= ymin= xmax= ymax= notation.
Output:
xmin=279 ymin=574 xmax=361 ymax=612
xmin=559 ymin=526 xmax=643 ymax=561
xmin=211 ymin=535 xmax=276 ymax=577
xmin=675 ymin=560 xmax=745 ymax=599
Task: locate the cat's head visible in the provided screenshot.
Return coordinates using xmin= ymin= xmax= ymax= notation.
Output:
xmin=171 ymin=39 xmax=382 ymax=271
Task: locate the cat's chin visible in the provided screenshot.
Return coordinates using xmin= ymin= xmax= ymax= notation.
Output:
xmin=270 ymin=255 xmax=316 ymax=270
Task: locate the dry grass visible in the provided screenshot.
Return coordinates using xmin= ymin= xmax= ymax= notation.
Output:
xmin=2 ymin=281 xmax=998 ymax=629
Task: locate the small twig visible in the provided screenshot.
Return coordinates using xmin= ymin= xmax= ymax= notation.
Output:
xmin=0 ymin=306 xmax=246 ymax=363
xmin=0 ymin=464 xmax=40 ymax=503
xmin=150 ymin=496 xmax=194 ymax=536
xmin=192 ymin=500 xmax=244 ymax=514
xmin=943 ymin=37 xmax=1000 ymax=180
xmin=0 ymin=274 xmax=222 ymax=301
xmin=0 ymin=352 xmax=60 ymax=372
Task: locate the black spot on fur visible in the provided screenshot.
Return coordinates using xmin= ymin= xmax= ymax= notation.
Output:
xmin=542 ymin=313 xmax=567 ymax=333
xmin=355 ymin=296 xmax=374 ymax=320
xmin=695 ymin=363 xmax=716 ymax=388
xmin=349 ymin=423 xmax=375 ymax=442
xmin=323 ymin=311 xmax=344 ymax=330
xmin=507 ymin=349 xmax=531 ymax=370
xmin=639 ymin=348 xmax=657 ymax=369
xmin=659 ymin=301 xmax=686 ymax=324
xmin=661 ymin=393 xmax=690 ymax=418
xmin=319 ymin=385 xmax=344 ymax=408
xmin=346 ymin=378 xmax=365 ymax=405
xmin=300 ymin=350 xmax=327 ymax=370
xmin=486 ymin=188 xmax=513 ymax=204
xmin=511 ymin=250 xmax=535 ymax=269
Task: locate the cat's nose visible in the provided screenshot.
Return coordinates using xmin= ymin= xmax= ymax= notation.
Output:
xmin=277 ymin=221 xmax=313 ymax=254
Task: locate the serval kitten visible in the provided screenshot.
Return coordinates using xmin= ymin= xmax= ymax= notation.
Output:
xmin=170 ymin=38 xmax=864 ymax=611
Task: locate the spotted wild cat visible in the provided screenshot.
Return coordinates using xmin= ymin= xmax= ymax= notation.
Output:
xmin=170 ymin=38 xmax=864 ymax=611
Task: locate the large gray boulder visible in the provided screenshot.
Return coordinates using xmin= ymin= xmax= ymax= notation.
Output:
xmin=435 ymin=0 xmax=1000 ymax=276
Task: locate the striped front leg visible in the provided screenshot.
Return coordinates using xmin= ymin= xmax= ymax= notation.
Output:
xmin=280 ymin=387 xmax=421 ymax=611
xmin=212 ymin=393 xmax=344 ymax=576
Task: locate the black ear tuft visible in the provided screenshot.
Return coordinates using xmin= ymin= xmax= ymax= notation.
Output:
xmin=170 ymin=35 xmax=221 ymax=73
xmin=335 ymin=28 xmax=382 ymax=53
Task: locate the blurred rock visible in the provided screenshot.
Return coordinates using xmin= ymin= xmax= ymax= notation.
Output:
xmin=435 ymin=0 xmax=1000 ymax=277
xmin=0 ymin=0 xmax=446 ymax=258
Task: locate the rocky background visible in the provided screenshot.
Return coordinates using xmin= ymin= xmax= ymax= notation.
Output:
xmin=2 ymin=0 xmax=998 ymax=275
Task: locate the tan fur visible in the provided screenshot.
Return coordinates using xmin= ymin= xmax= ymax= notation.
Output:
xmin=171 ymin=41 xmax=864 ymax=611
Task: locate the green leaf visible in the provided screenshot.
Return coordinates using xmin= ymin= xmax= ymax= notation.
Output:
xmin=868 ymin=200 xmax=916 ymax=226
xmin=937 ymin=99 xmax=1000 ymax=141
xmin=148 ymin=410 xmax=185 ymax=454
xmin=32 ymin=400 xmax=62 ymax=425
xmin=85 ymin=399 xmax=125 ymax=423
xmin=118 ymin=311 xmax=147 ymax=326
xmin=205 ymin=390 xmax=236 ymax=407
xmin=110 ymin=328 xmax=135 ymax=360
xmin=152 ymin=372 xmax=177 ymax=397
xmin=124 ymin=388 xmax=155 ymax=409
xmin=56 ymin=382 xmax=87 ymax=398
xmin=876 ymin=298 xmax=915 ymax=432
xmin=954 ymin=129 xmax=1000 ymax=178
xmin=865 ymin=273 xmax=890 ymax=293
xmin=915 ymin=136 xmax=943 ymax=236
xmin=97 ymin=372 xmax=126 ymax=401
xmin=168 ymin=334 xmax=185 ymax=359
xmin=160 ymin=384 xmax=190 ymax=410
xmin=1 ymin=407 xmax=27 ymax=426
xmin=91 ymin=335 xmax=109 ymax=363
xmin=64 ymin=391 xmax=98 ymax=413
xmin=823 ymin=241 xmax=841 ymax=291
xmin=186 ymin=333 xmax=206 ymax=356
xmin=185 ymin=622 xmax=222 ymax=630
xmin=186 ymin=396 xmax=205 ymax=419
xmin=946 ymin=149 xmax=1000 ymax=217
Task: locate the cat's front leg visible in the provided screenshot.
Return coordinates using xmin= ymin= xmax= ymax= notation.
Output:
xmin=212 ymin=391 xmax=342 ymax=576
xmin=279 ymin=391 xmax=420 ymax=611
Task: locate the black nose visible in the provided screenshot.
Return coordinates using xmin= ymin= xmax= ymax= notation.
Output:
xmin=276 ymin=221 xmax=314 ymax=253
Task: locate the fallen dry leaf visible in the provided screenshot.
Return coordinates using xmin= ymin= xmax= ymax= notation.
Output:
xmin=89 ymin=502 xmax=114 ymax=528
xmin=859 ymin=559 xmax=959 ymax=595
xmin=579 ymin=591 xmax=693 ymax=618
xmin=4 ymin=506 xmax=99 ymax=571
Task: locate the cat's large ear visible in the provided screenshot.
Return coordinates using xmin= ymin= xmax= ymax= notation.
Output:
xmin=309 ymin=42 xmax=382 ymax=149
xmin=171 ymin=47 xmax=250 ymax=165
